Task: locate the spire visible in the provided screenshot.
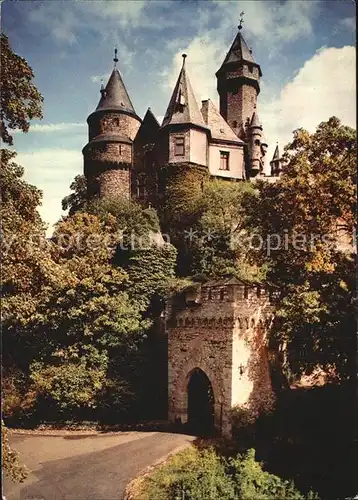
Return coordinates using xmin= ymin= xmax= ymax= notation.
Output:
xmin=113 ymin=47 xmax=118 ymax=68
xmin=161 ymin=54 xmax=207 ymax=129
xmin=272 ymin=143 xmax=280 ymax=161
xmin=95 ymin=51 xmax=136 ymax=115
xmin=249 ymin=111 xmax=262 ymax=129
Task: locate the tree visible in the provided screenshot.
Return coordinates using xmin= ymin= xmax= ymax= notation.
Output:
xmin=61 ymin=174 xmax=88 ymax=215
xmin=191 ymin=179 xmax=265 ymax=281
xmin=245 ymin=117 xmax=356 ymax=381
xmin=0 ymin=34 xmax=43 ymax=145
xmin=2 ymin=422 xmax=28 ymax=483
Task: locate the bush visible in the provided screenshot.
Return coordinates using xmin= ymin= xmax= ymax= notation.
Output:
xmin=134 ymin=446 xmax=319 ymax=500
xmin=1 ymin=421 xmax=28 ymax=483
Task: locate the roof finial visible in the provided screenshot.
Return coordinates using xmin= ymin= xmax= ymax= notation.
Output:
xmin=113 ymin=47 xmax=118 ymax=68
xmin=238 ymin=11 xmax=245 ymax=30
xmin=100 ymin=78 xmax=105 ymax=96
xmin=182 ymin=53 xmax=187 ymax=67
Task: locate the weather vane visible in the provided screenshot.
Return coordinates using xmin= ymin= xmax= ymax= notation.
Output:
xmin=113 ymin=47 xmax=118 ymax=68
xmin=238 ymin=11 xmax=245 ymax=30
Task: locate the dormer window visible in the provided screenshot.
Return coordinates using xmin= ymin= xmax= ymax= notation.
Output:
xmin=174 ymin=136 xmax=185 ymax=156
xmin=219 ymin=151 xmax=230 ymax=170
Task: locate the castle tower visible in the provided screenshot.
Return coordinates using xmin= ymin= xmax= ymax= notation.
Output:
xmin=247 ymin=110 xmax=263 ymax=177
xmin=216 ymin=21 xmax=262 ymax=141
xmin=270 ymin=144 xmax=283 ymax=177
xmin=167 ymin=278 xmax=277 ymax=437
xmin=83 ymin=50 xmax=141 ymax=199
xmin=158 ymin=54 xmax=209 ymax=168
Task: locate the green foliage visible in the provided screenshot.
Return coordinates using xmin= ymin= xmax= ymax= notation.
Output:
xmin=191 ymin=180 xmax=266 ymax=281
xmin=245 ymin=117 xmax=356 ymax=381
xmin=1 ymin=34 xmax=43 ymax=145
xmin=61 ymin=174 xmax=88 ymax=215
xmin=230 ymin=449 xmax=319 ymax=499
xmin=2 ymin=421 xmax=28 ymax=483
xmin=135 ymin=446 xmax=318 ymax=500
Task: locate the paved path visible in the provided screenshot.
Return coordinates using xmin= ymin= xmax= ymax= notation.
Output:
xmin=3 ymin=431 xmax=195 ymax=500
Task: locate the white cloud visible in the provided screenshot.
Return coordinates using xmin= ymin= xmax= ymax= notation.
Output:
xmin=13 ymin=123 xmax=86 ymax=134
xmin=339 ymin=16 xmax=355 ymax=31
xmin=84 ymin=0 xmax=149 ymax=27
xmin=17 ymin=149 xmax=83 ymax=235
xmin=212 ymin=0 xmax=319 ymax=48
xmin=259 ymin=45 xmax=356 ymax=171
xmin=90 ymin=74 xmax=110 ymax=84
xmin=27 ymin=0 xmax=151 ymax=46
xmin=161 ymin=0 xmax=320 ymax=108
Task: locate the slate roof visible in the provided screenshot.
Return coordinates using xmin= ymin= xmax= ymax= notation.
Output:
xmin=161 ymin=56 xmax=207 ymax=130
xmin=217 ymin=29 xmax=262 ymax=76
xmin=201 ymin=99 xmax=244 ymax=144
xmin=249 ymin=111 xmax=262 ymax=129
xmin=95 ymin=69 xmax=136 ymax=115
xmin=272 ymin=144 xmax=280 ymax=161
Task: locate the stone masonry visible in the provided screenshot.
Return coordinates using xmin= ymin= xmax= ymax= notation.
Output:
xmin=167 ymin=278 xmax=277 ymax=437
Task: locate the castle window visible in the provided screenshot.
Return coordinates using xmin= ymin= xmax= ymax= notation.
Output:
xmin=136 ymin=178 xmax=146 ymax=199
xmin=208 ymin=289 xmax=212 ymax=300
xmin=174 ymin=136 xmax=185 ymax=156
xmin=233 ymin=120 xmax=237 ymax=128
xmin=219 ymin=151 xmax=230 ymax=170
xmin=254 ymin=139 xmax=260 ymax=146
xmin=220 ymin=289 xmax=225 ymax=300
xmin=248 ymin=64 xmax=253 ymax=73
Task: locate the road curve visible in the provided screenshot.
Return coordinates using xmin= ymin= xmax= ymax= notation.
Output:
xmin=3 ymin=431 xmax=196 ymax=500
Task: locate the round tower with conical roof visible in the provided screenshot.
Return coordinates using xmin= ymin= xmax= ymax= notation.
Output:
xmin=83 ymin=50 xmax=141 ymax=199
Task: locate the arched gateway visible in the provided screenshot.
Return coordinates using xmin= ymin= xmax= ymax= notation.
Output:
xmin=167 ymin=277 xmax=278 ymax=438
xmin=187 ymin=368 xmax=215 ymax=435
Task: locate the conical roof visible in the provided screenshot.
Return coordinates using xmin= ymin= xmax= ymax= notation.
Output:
xmin=272 ymin=144 xmax=280 ymax=161
xmin=217 ymin=29 xmax=262 ymax=76
xmin=249 ymin=111 xmax=262 ymax=129
xmin=161 ymin=55 xmax=207 ymax=129
xmin=95 ymin=68 xmax=136 ymax=115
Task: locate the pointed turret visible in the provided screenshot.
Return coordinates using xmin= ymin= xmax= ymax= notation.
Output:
xmin=95 ymin=68 xmax=136 ymax=115
xmin=218 ymin=30 xmax=262 ymax=76
xmin=272 ymin=144 xmax=280 ymax=161
xmin=216 ymin=22 xmax=262 ymax=141
xmin=270 ymin=143 xmax=283 ymax=177
xmin=162 ymin=54 xmax=207 ymax=130
xmin=247 ymin=110 xmax=264 ymax=177
xmin=249 ymin=111 xmax=262 ymax=130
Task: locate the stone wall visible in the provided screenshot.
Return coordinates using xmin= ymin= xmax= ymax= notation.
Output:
xmin=98 ymin=168 xmax=130 ymax=199
xmin=88 ymin=111 xmax=141 ymax=142
xmin=167 ymin=279 xmax=277 ymax=437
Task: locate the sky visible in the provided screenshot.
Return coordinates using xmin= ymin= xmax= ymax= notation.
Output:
xmin=2 ymin=0 xmax=356 ymax=233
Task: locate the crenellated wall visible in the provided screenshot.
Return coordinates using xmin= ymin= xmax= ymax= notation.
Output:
xmin=166 ymin=278 xmax=277 ymax=437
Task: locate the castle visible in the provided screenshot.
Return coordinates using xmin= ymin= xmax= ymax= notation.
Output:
xmin=82 ymin=24 xmax=282 ymax=437
xmin=82 ymin=23 xmax=283 ymax=204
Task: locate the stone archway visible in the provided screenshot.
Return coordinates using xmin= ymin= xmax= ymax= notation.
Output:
xmin=187 ymin=368 xmax=215 ymax=436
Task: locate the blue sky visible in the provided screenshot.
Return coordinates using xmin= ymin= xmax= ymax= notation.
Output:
xmin=2 ymin=0 xmax=356 ymax=233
